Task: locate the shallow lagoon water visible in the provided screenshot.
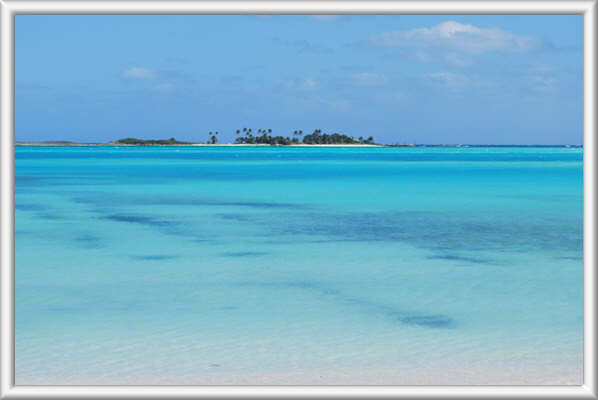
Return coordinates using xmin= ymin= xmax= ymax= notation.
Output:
xmin=15 ymin=146 xmax=582 ymax=384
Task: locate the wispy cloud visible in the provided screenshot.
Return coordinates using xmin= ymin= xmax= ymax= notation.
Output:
xmin=508 ymin=64 xmax=561 ymax=97
xmin=351 ymin=72 xmax=389 ymax=87
xmin=421 ymin=71 xmax=500 ymax=93
xmin=421 ymin=72 xmax=469 ymax=90
xmin=122 ymin=67 xmax=157 ymax=79
xmin=283 ymin=78 xmax=318 ymax=90
xmin=369 ymin=21 xmax=545 ymax=54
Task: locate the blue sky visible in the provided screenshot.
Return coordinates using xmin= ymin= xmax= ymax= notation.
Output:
xmin=16 ymin=15 xmax=582 ymax=144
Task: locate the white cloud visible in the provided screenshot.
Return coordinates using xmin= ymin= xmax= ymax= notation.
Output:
xmin=122 ymin=67 xmax=156 ymax=79
xmin=370 ymin=21 xmax=544 ymax=54
xmin=421 ymin=71 xmax=500 ymax=93
xmin=284 ymin=77 xmax=318 ymax=90
xmin=310 ymin=15 xmax=341 ymax=22
xmin=351 ymin=72 xmax=389 ymax=87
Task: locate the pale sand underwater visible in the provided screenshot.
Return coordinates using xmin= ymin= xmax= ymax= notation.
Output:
xmin=19 ymin=361 xmax=581 ymax=385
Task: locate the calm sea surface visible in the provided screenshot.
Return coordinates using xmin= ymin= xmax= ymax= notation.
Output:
xmin=15 ymin=146 xmax=583 ymax=384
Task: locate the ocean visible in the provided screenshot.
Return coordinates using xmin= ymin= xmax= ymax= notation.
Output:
xmin=15 ymin=146 xmax=583 ymax=385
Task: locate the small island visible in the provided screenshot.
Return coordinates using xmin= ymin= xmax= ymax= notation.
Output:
xmin=17 ymin=128 xmax=388 ymax=147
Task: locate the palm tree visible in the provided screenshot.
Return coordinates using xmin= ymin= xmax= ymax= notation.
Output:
xmin=268 ymin=129 xmax=272 ymax=134
xmin=236 ymin=129 xmax=241 ymax=135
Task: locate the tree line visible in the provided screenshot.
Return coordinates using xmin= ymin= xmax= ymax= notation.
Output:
xmin=113 ymin=129 xmax=376 ymax=146
xmin=229 ymin=128 xmax=375 ymax=145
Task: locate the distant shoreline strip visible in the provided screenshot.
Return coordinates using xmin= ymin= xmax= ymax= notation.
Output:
xmin=15 ymin=142 xmax=582 ymax=148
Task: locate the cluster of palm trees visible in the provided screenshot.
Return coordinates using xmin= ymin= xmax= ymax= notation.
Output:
xmin=234 ymin=127 xmax=298 ymax=145
xmin=208 ymin=131 xmax=219 ymax=144
xmin=207 ymin=128 xmax=376 ymax=145
xmin=302 ymin=129 xmax=374 ymax=145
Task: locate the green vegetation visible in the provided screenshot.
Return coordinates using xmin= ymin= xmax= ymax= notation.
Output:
xmin=233 ymin=128 xmax=376 ymax=145
xmin=302 ymin=129 xmax=374 ymax=145
xmin=208 ymin=131 xmax=219 ymax=144
xmin=112 ymin=130 xmax=377 ymax=146
xmin=114 ymin=137 xmax=189 ymax=145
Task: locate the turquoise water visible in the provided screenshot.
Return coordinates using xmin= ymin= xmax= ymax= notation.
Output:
xmin=15 ymin=146 xmax=583 ymax=385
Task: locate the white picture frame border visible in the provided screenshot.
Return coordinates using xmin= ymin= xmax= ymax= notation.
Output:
xmin=1 ymin=1 xmax=596 ymax=398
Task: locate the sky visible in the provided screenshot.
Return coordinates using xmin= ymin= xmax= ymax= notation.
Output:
xmin=16 ymin=15 xmax=582 ymax=145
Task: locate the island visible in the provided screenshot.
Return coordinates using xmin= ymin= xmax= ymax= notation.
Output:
xmin=16 ymin=128 xmax=391 ymax=147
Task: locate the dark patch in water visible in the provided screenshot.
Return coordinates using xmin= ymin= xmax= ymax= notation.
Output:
xmin=37 ymin=213 xmax=63 ymax=220
xmin=238 ymin=279 xmax=453 ymax=328
xmin=159 ymin=198 xmax=307 ymax=210
xmin=15 ymin=203 xmax=46 ymax=211
xmin=131 ymin=255 xmax=178 ymax=261
xmin=75 ymin=234 xmax=98 ymax=242
xmin=15 ymin=176 xmax=45 ymax=187
xmin=343 ymin=296 xmax=455 ymax=328
xmin=101 ymin=214 xmax=175 ymax=227
xmin=73 ymin=193 xmax=308 ymax=211
xmin=427 ymin=254 xmax=495 ymax=265
xmin=221 ymin=251 xmax=268 ymax=257
xmin=72 ymin=191 xmax=581 ymax=255
xmin=270 ymin=211 xmax=582 ymax=254
xmin=100 ymin=214 xmax=193 ymax=238
xmin=73 ymin=234 xmax=103 ymax=249
xmin=220 ymin=201 xmax=305 ymax=209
